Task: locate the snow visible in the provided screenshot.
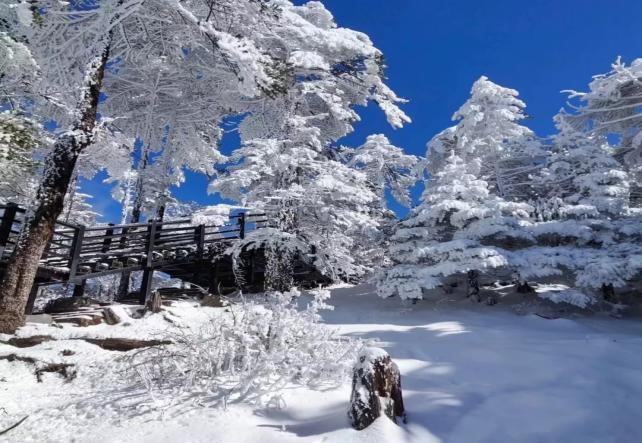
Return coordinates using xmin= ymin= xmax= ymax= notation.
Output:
xmin=2 ymin=285 xmax=642 ymax=442
xmin=535 ymin=284 xmax=598 ymax=308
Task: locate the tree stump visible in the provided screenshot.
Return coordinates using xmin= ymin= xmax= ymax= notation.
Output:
xmin=146 ymin=290 xmax=162 ymax=313
xmin=348 ymin=347 xmax=405 ymax=430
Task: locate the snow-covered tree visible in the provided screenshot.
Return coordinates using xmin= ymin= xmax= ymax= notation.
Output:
xmin=518 ymin=112 xmax=640 ymax=300
xmin=212 ymin=120 xmax=380 ymax=282
xmin=565 ymin=57 xmax=642 ymax=155
xmin=344 ymin=134 xmax=419 ymax=269
xmin=347 ymin=134 xmax=419 ymax=208
xmin=427 ymin=76 xmax=541 ymax=198
xmin=61 ymin=183 xmax=100 ymax=226
xmin=210 ymin=2 xmax=411 ymax=285
xmin=379 ymin=153 xmax=532 ymax=301
xmin=538 ymin=113 xmax=630 ymax=216
xmin=0 ymin=111 xmax=47 ymax=205
xmin=564 ymin=58 xmax=642 ymax=204
xmin=0 ymin=30 xmax=38 ymax=111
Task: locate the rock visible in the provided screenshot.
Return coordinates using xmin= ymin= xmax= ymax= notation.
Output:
xmin=54 ymin=314 xmax=103 ymax=327
xmin=348 ymin=347 xmax=405 ymax=430
xmin=200 ymin=295 xmax=225 ymax=308
xmin=103 ymin=306 xmax=130 ymax=325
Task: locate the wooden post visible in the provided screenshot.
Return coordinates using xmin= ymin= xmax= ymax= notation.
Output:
xmin=72 ymin=280 xmax=86 ymax=298
xmin=145 ymin=220 xmax=157 ymax=268
xmin=24 ymin=282 xmax=40 ymax=315
xmin=68 ymin=225 xmax=85 ymax=281
xmin=0 ymin=203 xmax=18 ymax=259
xmin=139 ymin=268 xmax=154 ymax=305
xmin=139 ymin=221 xmax=157 ymax=305
xmin=119 ymin=226 xmax=129 ymax=249
xmin=211 ymin=260 xmax=220 ymax=296
xmin=249 ymin=249 xmax=256 ymax=285
xmin=195 ymin=224 xmax=205 ymax=259
xmin=102 ymin=223 xmax=114 ymax=253
xmin=239 ymin=213 xmax=246 ymax=239
xmin=116 ymin=225 xmax=131 ymax=300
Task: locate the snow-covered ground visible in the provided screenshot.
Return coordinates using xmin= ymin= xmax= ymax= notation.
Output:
xmin=2 ymin=285 xmax=642 ymax=443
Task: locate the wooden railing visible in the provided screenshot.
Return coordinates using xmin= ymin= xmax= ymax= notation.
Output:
xmin=0 ymin=203 xmax=25 ymax=262
xmin=0 ymin=204 xmax=269 ymax=283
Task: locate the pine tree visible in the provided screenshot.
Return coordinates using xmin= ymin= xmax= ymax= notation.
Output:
xmin=521 ymin=113 xmax=640 ymax=301
xmin=379 ymin=153 xmax=530 ymax=301
xmin=427 ymin=76 xmax=541 ymax=198
xmin=540 ymin=113 xmax=630 ymax=216
xmin=347 ymin=134 xmax=419 ymax=208
xmin=345 ymin=134 xmax=419 ymax=270
xmin=564 ymin=58 xmax=642 ymax=205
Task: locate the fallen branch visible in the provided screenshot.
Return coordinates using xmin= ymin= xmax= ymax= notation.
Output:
xmin=0 ymin=354 xmax=76 ymax=382
xmin=35 ymin=363 xmax=76 ymax=383
xmin=0 ymin=336 xmax=54 ymax=348
xmin=0 ymin=354 xmax=38 ymax=365
xmin=1 ymin=336 xmax=171 ymax=351
xmin=0 ymin=415 xmax=28 ymax=437
xmin=81 ymin=338 xmax=171 ymax=351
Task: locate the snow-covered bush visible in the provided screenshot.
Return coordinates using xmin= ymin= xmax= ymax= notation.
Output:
xmin=126 ymin=288 xmax=359 ymax=407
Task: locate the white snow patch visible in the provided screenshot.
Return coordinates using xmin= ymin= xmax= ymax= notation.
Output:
xmin=1 ymin=287 xmax=641 ymax=443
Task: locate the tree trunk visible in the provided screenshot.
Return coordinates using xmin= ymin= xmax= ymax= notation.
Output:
xmin=0 ymin=44 xmax=111 ymax=334
xmin=467 ymin=270 xmax=480 ymax=302
xmin=602 ymin=283 xmax=615 ymax=302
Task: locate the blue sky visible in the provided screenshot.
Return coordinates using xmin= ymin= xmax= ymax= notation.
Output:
xmin=87 ymin=0 xmax=642 ymax=222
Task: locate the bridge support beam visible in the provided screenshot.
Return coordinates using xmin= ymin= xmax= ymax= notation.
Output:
xmin=24 ymin=283 xmax=40 ymax=315
xmin=139 ymin=268 xmax=154 ymax=305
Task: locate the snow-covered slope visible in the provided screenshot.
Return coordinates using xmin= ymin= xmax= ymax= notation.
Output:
xmin=1 ymin=285 xmax=642 ymax=443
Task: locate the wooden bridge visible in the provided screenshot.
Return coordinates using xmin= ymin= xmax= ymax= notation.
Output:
xmin=0 ymin=203 xmax=282 ymax=313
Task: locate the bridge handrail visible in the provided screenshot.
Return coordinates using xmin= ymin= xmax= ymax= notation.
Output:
xmin=0 ymin=203 xmax=272 ymax=282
